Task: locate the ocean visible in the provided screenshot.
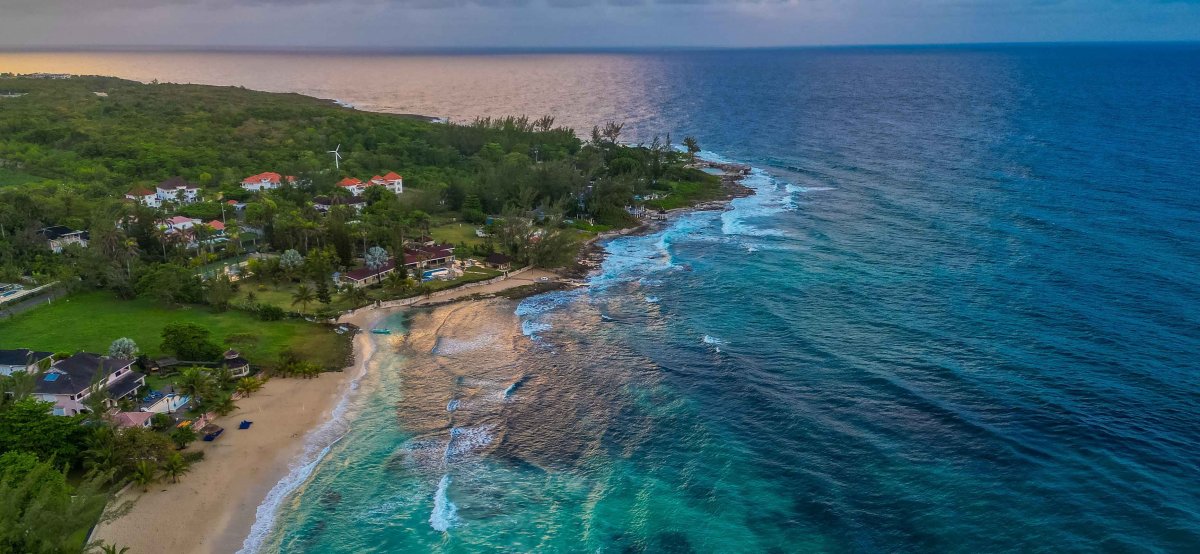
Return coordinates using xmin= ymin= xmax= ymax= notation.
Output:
xmin=4 ymin=44 xmax=1199 ymax=551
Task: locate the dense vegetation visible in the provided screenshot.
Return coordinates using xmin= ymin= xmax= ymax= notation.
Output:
xmin=0 ymin=75 xmax=717 ymax=287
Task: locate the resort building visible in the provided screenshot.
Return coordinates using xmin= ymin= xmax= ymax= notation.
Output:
xmin=38 ymin=225 xmax=89 ymax=253
xmin=241 ymin=172 xmax=289 ymax=191
xmin=126 ymin=186 xmax=160 ymax=207
xmin=34 ymin=352 xmax=145 ymax=416
xmin=340 ymin=245 xmax=457 ymax=288
xmin=155 ymin=177 xmax=201 ymax=204
xmin=0 ymin=348 xmax=53 ymax=376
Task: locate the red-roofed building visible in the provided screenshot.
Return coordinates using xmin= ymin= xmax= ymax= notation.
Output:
xmin=338 ymin=177 xmax=366 ymax=196
xmin=342 ymin=258 xmax=396 ymax=288
xmin=376 ymin=171 xmax=404 ymax=194
xmin=206 ymin=220 xmax=225 ymax=232
xmin=241 ymin=172 xmax=285 ymax=192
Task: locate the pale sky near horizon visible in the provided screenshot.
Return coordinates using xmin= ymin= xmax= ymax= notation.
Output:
xmin=1 ymin=0 xmax=1199 ymax=49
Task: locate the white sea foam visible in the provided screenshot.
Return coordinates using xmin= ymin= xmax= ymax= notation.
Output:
xmin=429 ymin=474 xmax=457 ymax=532
xmin=645 ymin=295 xmax=660 ymax=303
xmin=236 ymin=332 xmax=374 ymax=554
xmin=447 ymin=399 xmax=460 ymax=412
xmin=434 ymin=334 xmax=499 ymax=356
xmin=702 ymin=334 xmax=725 ymax=353
xmin=444 ymin=425 xmax=494 ymax=461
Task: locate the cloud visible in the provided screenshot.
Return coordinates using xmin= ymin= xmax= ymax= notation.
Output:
xmin=0 ymin=0 xmax=1198 ymax=48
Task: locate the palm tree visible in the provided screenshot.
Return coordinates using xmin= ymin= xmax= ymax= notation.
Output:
xmin=340 ymin=285 xmax=370 ymax=307
xmin=212 ymin=395 xmax=238 ymax=416
xmin=291 ymin=284 xmax=316 ymax=313
xmin=177 ymin=367 xmax=213 ymax=401
xmin=235 ymin=377 xmax=263 ymax=397
xmin=160 ymin=452 xmax=191 ymax=484
xmin=132 ymin=460 xmax=158 ymax=492
xmin=683 ymin=136 xmax=700 ymax=164
xmin=88 ymin=542 xmax=131 ymax=554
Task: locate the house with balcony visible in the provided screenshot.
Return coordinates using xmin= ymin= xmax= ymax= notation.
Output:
xmin=337 ymin=177 xmax=366 ymax=196
xmin=241 ymin=172 xmax=292 ymax=192
xmin=126 ymin=186 xmax=160 ymax=207
xmin=156 ymin=177 xmax=201 ymax=204
xmin=369 ymin=172 xmax=404 ymax=194
xmin=34 ymin=353 xmax=145 ymax=416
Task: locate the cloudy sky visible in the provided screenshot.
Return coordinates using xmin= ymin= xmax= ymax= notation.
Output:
xmin=2 ymin=0 xmax=1199 ymax=49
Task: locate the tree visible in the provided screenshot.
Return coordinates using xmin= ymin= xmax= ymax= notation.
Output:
xmin=683 ymin=136 xmax=700 ymax=164
xmin=160 ymin=452 xmax=191 ymax=484
xmin=176 ymin=367 xmax=214 ymax=401
xmin=340 ymin=286 xmax=369 ymax=307
xmin=235 ymin=376 xmax=264 ymax=397
xmin=206 ymin=272 xmax=235 ymax=312
xmin=161 ymin=323 xmax=223 ymax=361
xmin=211 ymin=395 xmax=238 ymax=416
xmin=169 ymin=426 xmax=198 ymax=450
xmin=315 ymin=278 xmax=332 ymax=305
xmin=0 ymin=452 xmax=111 ymax=554
xmin=108 ymin=337 xmax=139 ymax=360
xmin=132 ymin=460 xmax=158 ymax=492
xmin=0 ymin=399 xmax=89 ymax=464
xmin=90 ymin=543 xmax=131 ymax=554
xmin=291 ymin=283 xmax=316 ymax=313
xmin=365 ymin=246 xmax=388 ymax=271
xmin=279 ymin=249 xmax=304 ymax=280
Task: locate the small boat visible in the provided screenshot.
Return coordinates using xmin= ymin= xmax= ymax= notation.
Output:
xmin=371 ymin=328 xmax=392 ymax=335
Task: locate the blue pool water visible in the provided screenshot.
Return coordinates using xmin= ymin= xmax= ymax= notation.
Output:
xmin=229 ymin=44 xmax=1200 ymax=552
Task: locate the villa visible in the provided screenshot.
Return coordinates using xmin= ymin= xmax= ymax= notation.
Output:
xmin=241 ymin=172 xmax=292 ymax=192
xmin=34 ymin=352 xmax=145 ymax=416
xmin=114 ymin=411 xmax=154 ymax=429
xmin=0 ymin=348 xmax=53 ymax=376
xmin=156 ymin=177 xmax=201 ymax=204
xmin=340 ymin=245 xmax=457 ymax=288
xmin=38 ymin=225 xmax=89 ymax=253
xmin=125 ymin=186 xmax=160 ymax=207
xmin=338 ymin=172 xmax=404 ymax=196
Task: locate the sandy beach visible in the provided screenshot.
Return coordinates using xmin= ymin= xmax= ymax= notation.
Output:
xmin=91 ymin=268 xmax=562 ymax=554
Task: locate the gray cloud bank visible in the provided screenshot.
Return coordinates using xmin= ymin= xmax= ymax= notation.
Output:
xmin=1 ymin=0 xmax=1198 ymax=48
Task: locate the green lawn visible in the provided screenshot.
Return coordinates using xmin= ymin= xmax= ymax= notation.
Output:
xmin=644 ymin=177 xmax=724 ymax=211
xmin=429 ymin=222 xmax=486 ymax=248
xmin=236 ymin=267 xmax=505 ymax=314
xmin=0 ymin=291 xmax=350 ymax=369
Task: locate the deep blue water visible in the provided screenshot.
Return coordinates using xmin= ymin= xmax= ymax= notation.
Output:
xmin=161 ymin=44 xmax=1200 ymax=552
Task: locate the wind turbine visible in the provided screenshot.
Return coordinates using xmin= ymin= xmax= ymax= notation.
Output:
xmin=328 ymin=144 xmax=343 ymax=170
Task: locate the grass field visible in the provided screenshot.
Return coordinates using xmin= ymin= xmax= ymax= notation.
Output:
xmin=0 ymin=292 xmax=351 ymax=369
xmin=235 ymin=267 xmax=505 ymax=313
xmin=429 ymin=222 xmax=486 ymax=248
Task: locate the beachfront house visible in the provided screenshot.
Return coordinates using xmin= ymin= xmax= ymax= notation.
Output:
xmin=0 ymin=348 xmax=53 ymax=376
xmin=342 ymin=258 xmax=396 ymax=288
xmin=126 ymin=186 xmax=160 ymax=207
xmin=38 ymin=225 xmax=89 ymax=253
xmin=156 ymin=177 xmax=201 ymax=204
xmin=241 ymin=172 xmax=289 ymax=192
xmin=34 ymin=352 xmax=145 ymax=416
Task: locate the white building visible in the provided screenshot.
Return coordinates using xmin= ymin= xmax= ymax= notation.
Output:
xmin=241 ymin=172 xmax=288 ymax=192
xmin=369 ymin=171 xmax=404 ymax=195
xmin=126 ymin=187 xmax=160 ymax=208
xmin=156 ymin=177 xmax=201 ymax=204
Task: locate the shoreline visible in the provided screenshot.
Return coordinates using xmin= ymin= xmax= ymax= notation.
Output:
xmin=90 ymin=159 xmax=755 ymax=553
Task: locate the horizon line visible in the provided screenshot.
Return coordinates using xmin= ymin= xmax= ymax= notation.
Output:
xmin=2 ymin=40 xmax=1198 ymax=56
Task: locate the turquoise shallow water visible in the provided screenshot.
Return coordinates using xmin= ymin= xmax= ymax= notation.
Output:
xmin=238 ymin=44 xmax=1200 ymax=552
